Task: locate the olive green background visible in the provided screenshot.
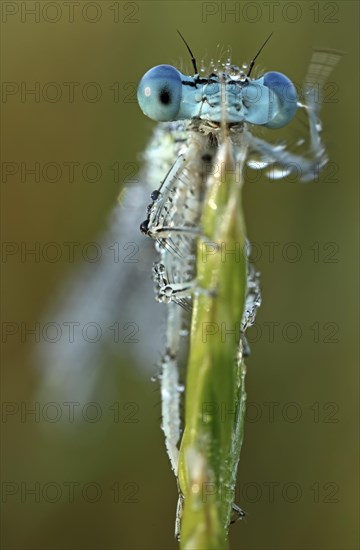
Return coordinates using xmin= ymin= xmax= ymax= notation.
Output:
xmin=1 ymin=1 xmax=359 ymax=549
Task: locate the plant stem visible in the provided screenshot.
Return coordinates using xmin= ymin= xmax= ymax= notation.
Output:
xmin=178 ymin=136 xmax=248 ymax=549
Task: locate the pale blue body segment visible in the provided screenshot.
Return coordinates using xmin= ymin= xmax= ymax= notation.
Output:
xmin=137 ymin=64 xmax=297 ymax=128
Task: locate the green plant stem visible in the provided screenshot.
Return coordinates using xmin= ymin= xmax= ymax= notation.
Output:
xmin=178 ymin=137 xmax=248 ymax=549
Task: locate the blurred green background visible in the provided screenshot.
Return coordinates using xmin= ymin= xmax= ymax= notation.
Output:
xmin=1 ymin=1 xmax=359 ymax=549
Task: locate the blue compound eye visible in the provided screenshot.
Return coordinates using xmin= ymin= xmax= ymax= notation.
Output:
xmin=137 ymin=65 xmax=183 ymax=122
xmin=262 ymin=71 xmax=298 ymax=129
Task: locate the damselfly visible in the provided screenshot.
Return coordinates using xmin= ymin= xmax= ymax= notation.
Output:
xmin=36 ymin=34 xmax=341 ymax=543
xmin=135 ymin=34 xmax=341 ymax=539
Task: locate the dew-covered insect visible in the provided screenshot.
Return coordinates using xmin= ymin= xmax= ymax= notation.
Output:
xmin=36 ymin=34 xmax=341 ymax=540
xmin=135 ymin=34 xmax=341 ymax=537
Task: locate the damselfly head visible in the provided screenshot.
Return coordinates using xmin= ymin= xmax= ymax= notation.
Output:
xmin=137 ymin=62 xmax=298 ymax=128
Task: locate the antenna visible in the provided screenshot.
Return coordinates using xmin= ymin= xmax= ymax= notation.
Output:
xmin=177 ymin=30 xmax=198 ymax=75
xmin=247 ymin=32 xmax=273 ymax=77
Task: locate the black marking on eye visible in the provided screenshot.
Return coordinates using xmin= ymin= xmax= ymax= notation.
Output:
xmin=159 ymin=89 xmax=171 ymax=104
